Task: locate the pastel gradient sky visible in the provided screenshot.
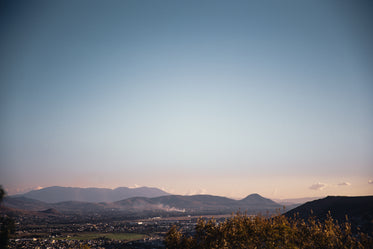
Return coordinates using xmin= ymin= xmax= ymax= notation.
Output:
xmin=1 ymin=0 xmax=373 ymax=198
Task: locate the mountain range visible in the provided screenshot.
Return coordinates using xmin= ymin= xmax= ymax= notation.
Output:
xmin=16 ymin=186 xmax=169 ymax=203
xmin=3 ymin=187 xmax=372 ymax=233
xmin=3 ymin=194 xmax=282 ymax=215
xmin=3 ymin=187 xmax=283 ymax=216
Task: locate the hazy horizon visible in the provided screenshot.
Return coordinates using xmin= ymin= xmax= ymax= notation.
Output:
xmin=1 ymin=0 xmax=373 ymax=199
xmin=6 ymin=185 xmax=326 ymax=201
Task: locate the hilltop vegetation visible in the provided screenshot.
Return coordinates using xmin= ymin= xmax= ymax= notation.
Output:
xmin=285 ymin=196 xmax=373 ymax=234
xmin=165 ymin=212 xmax=373 ymax=249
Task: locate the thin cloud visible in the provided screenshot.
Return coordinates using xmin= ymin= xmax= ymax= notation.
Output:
xmin=128 ymin=184 xmax=141 ymax=189
xmin=309 ymin=182 xmax=327 ymax=191
xmin=337 ymin=182 xmax=351 ymax=186
xmin=369 ymin=180 xmax=373 ymax=184
xmin=10 ymin=186 xmax=44 ymax=195
xmin=186 ymin=188 xmax=207 ymax=196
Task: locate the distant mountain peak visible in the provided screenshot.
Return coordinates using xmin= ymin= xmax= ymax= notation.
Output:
xmin=243 ymin=193 xmax=262 ymax=198
xmin=241 ymin=193 xmax=266 ymax=201
xmin=240 ymin=193 xmax=279 ymax=206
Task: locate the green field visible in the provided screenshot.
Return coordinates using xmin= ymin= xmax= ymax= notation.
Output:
xmin=66 ymin=233 xmax=146 ymax=241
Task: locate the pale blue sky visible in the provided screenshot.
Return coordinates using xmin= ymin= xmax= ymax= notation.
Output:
xmin=1 ymin=0 xmax=372 ymax=198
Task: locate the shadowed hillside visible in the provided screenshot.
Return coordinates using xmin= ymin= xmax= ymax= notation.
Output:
xmin=285 ymin=196 xmax=373 ymax=233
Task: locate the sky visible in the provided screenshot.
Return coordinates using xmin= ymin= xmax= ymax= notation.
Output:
xmin=1 ymin=0 xmax=373 ymax=199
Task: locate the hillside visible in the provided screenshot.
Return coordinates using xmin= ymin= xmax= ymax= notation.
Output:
xmin=239 ymin=193 xmax=280 ymax=207
xmin=285 ymin=196 xmax=373 ymax=233
xmin=115 ymin=194 xmax=281 ymax=214
xmin=17 ymin=186 xmax=169 ymax=203
xmin=2 ymin=196 xmax=52 ymax=211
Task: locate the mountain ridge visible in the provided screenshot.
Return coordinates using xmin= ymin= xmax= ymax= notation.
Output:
xmin=15 ymin=186 xmax=170 ymax=203
xmin=3 ymin=193 xmax=283 ymax=216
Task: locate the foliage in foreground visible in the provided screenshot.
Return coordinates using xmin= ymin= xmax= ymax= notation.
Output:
xmin=165 ymin=212 xmax=373 ymax=249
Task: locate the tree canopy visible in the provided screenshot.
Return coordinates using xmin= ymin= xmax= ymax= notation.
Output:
xmin=165 ymin=212 xmax=373 ymax=249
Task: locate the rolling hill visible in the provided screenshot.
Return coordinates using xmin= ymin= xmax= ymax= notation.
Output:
xmin=115 ymin=193 xmax=281 ymax=214
xmin=285 ymin=196 xmax=373 ymax=233
xmin=3 ymin=193 xmax=282 ymax=216
xmin=2 ymin=196 xmax=52 ymax=211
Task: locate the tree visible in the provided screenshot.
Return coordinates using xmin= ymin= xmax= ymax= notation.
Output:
xmin=0 ymin=186 xmax=15 ymax=249
xmin=0 ymin=187 xmax=4 ymax=204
